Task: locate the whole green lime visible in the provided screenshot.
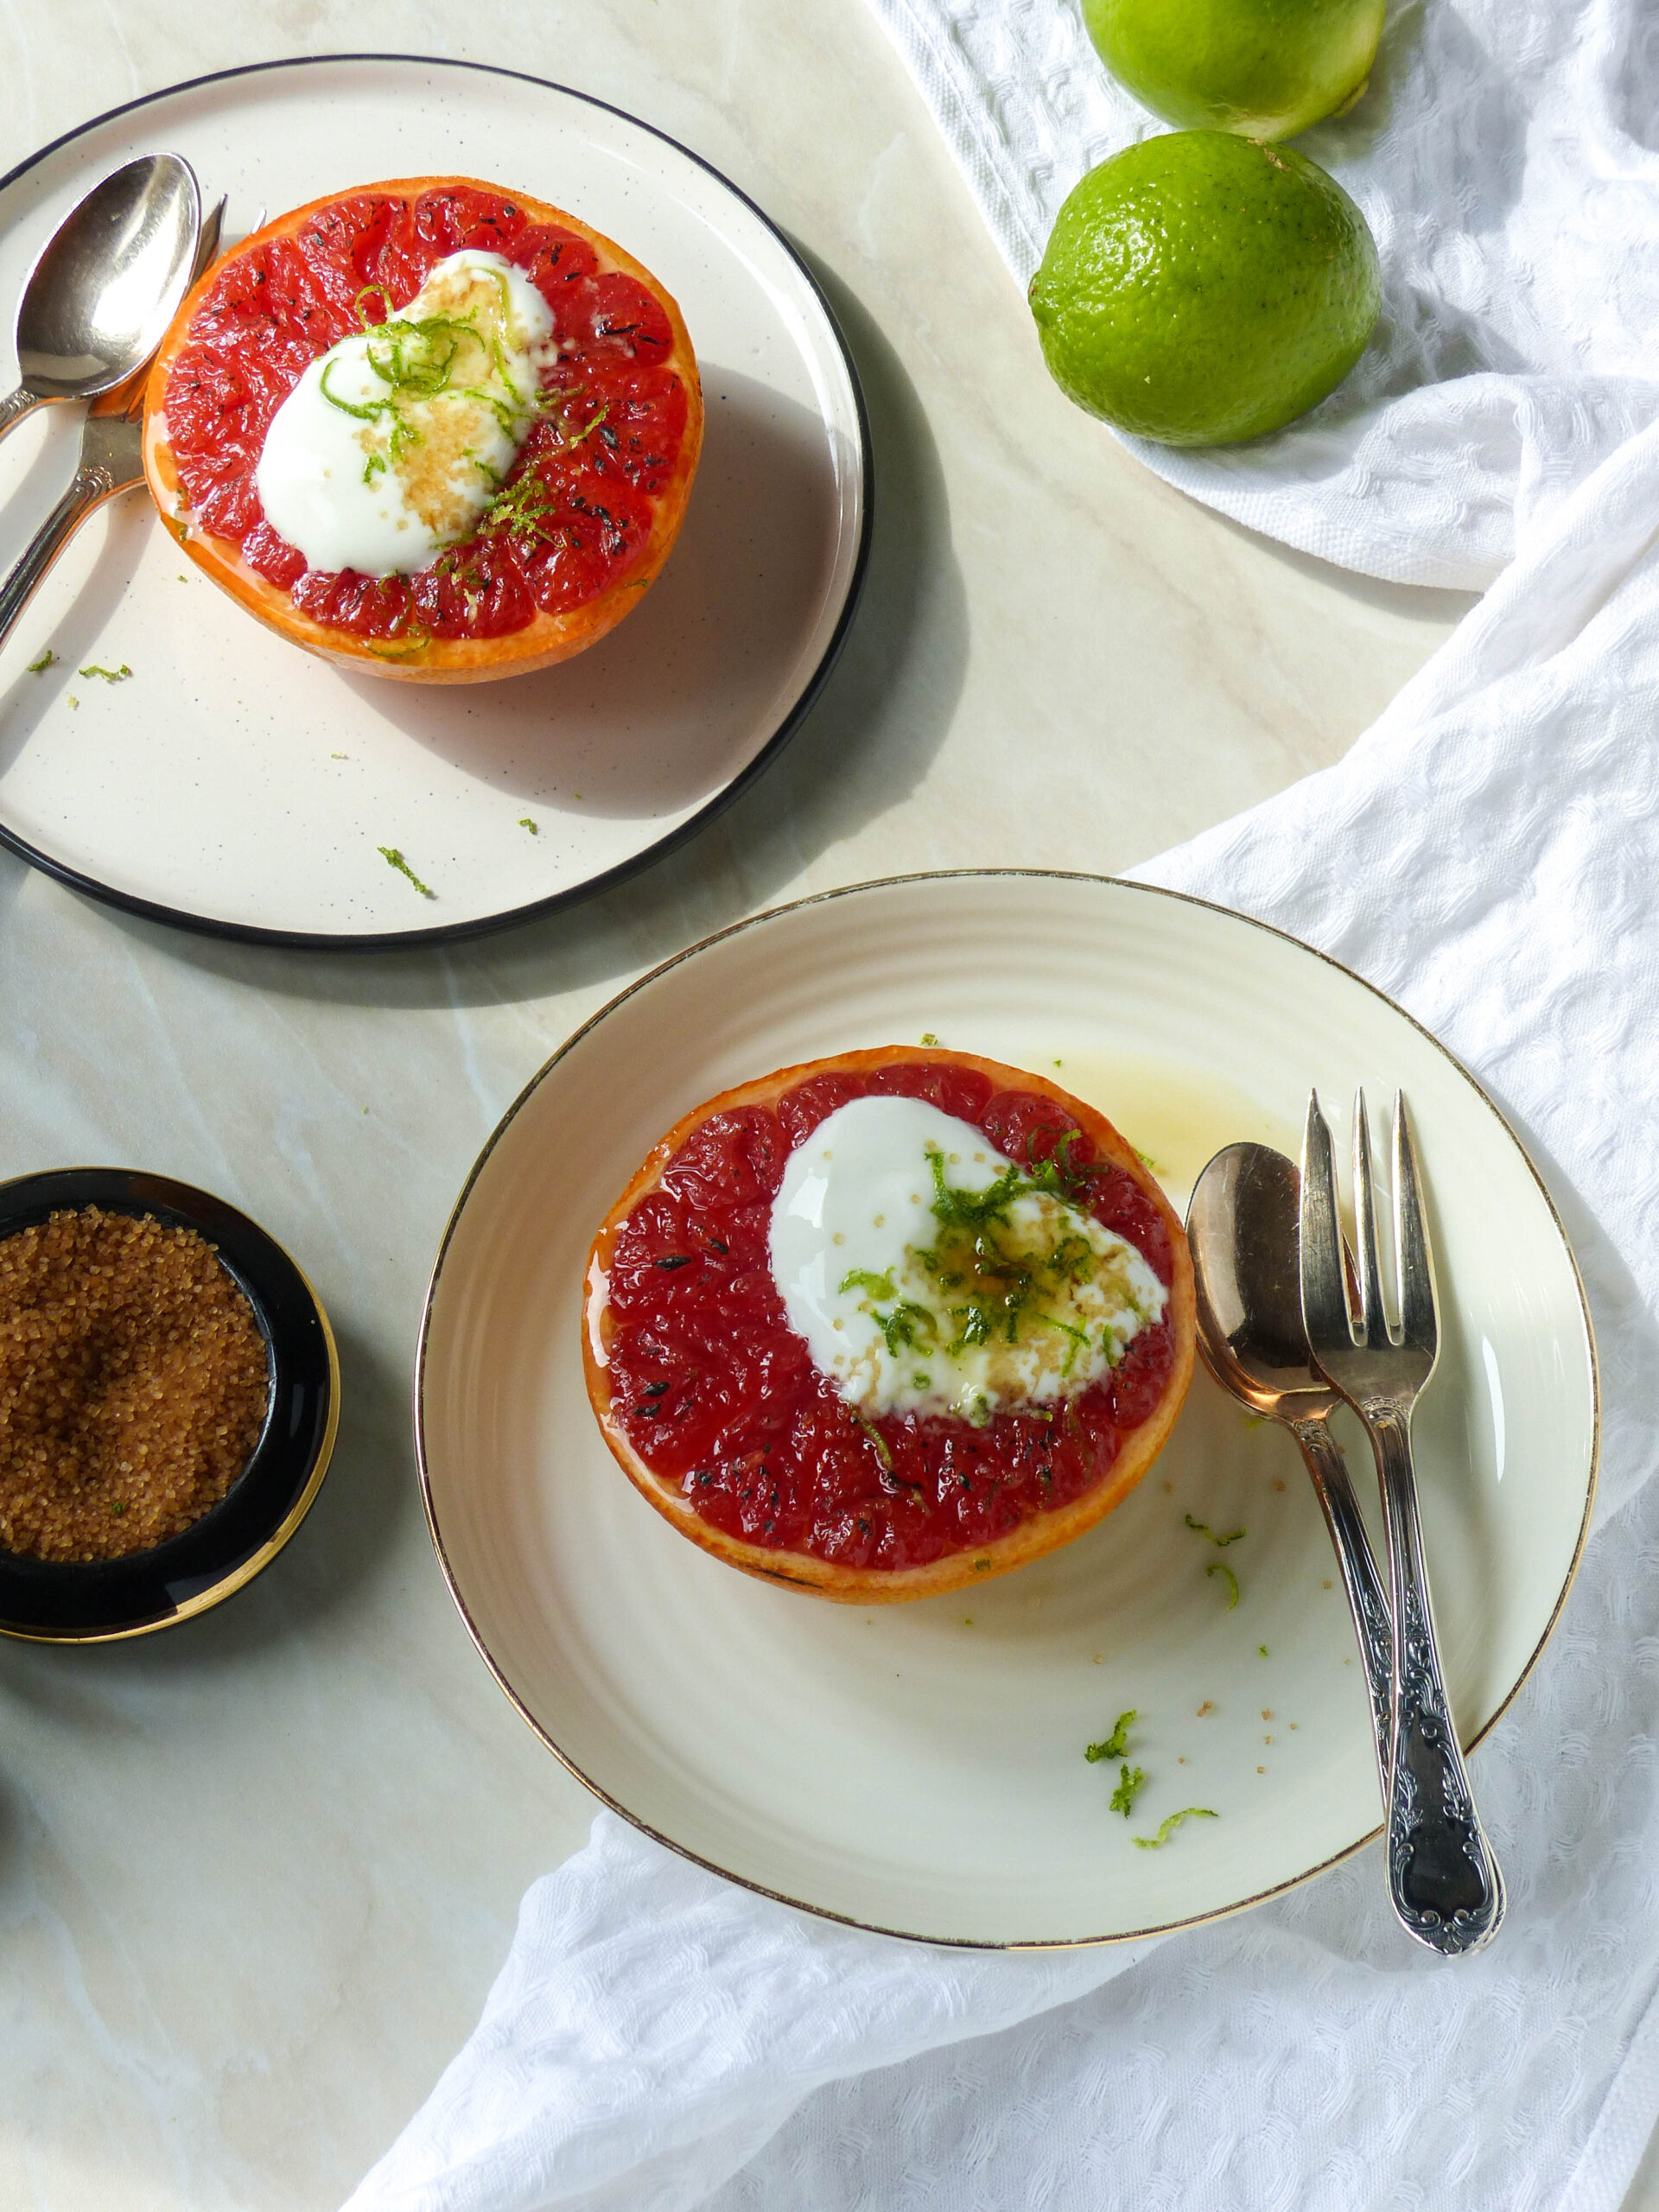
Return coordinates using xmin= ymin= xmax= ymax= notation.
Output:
xmin=1084 ymin=0 xmax=1385 ymax=142
xmin=1027 ymin=132 xmax=1381 ymax=447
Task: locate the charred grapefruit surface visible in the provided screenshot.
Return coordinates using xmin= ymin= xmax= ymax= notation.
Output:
xmin=582 ymin=1048 xmax=1197 ymax=1602
xmin=143 ymin=178 xmax=702 ymax=682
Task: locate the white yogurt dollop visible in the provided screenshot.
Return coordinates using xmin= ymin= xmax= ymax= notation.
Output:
xmin=254 ymin=250 xmax=556 ymax=575
xmin=767 ymin=1094 xmax=1166 ymax=1425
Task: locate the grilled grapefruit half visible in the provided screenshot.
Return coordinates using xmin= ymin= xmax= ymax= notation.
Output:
xmin=582 ymin=1046 xmax=1196 ymax=1603
xmin=143 ymin=177 xmax=702 ymax=683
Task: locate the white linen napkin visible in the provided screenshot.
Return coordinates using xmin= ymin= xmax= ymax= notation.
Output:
xmin=868 ymin=0 xmax=1659 ymax=589
xmin=346 ymin=416 xmax=1659 ymax=2212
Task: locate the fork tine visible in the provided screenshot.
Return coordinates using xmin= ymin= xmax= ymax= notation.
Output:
xmin=1300 ymin=1090 xmax=1355 ymax=1352
xmin=1392 ymin=1091 xmax=1440 ymax=1357
xmin=1351 ymin=1090 xmax=1389 ymax=1347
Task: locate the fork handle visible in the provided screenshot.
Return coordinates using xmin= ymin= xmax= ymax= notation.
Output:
xmin=1371 ymin=1405 xmax=1506 ymax=1955
xmin=1288 ymin=1413 xmax=1393 ymax=1808
xmin=0 ymin=464 xmax=123 ymax=654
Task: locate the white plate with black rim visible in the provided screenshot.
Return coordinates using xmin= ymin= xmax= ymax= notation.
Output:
xmin=0 ymin=56 xmax=869 ymax=947
xmin=416 ymin=872 xmax=1598 ymax=1948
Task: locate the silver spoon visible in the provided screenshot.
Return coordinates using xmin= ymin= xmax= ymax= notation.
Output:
xmin=0 ymin=191 xmax=222 ymax=659
xmin=0 ymin=154 xmax=201 ymax=448
xmin=1186 ymin=1143 xmax=1395 ymax=1806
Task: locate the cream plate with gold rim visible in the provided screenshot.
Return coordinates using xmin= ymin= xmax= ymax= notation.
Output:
xmin=416 ymin=872 xmax=1597 ymax=1947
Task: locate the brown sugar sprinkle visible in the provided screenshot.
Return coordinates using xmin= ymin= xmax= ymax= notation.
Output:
xmin=0 ymin=1207 xmax=269 ymax=1563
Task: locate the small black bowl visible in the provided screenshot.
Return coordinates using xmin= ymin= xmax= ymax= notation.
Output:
xmin=0 ymin=1168 xmax=339 ymax=1643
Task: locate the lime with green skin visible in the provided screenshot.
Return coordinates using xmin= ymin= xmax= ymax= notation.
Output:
xmin=1028 ymin=132 xmax=1381 ymax=448
xmin=1084 ymin=0 xmax=1386 ymax=143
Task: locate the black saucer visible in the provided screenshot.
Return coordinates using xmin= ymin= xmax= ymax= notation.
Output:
xmin=0 ymin=1168 xmax=339 ymax=1642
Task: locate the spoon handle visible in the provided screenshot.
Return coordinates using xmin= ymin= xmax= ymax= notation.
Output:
xmin=0 ymin=384 xmax=48 ymax=448
xmin=0 ymin=423 xmax=138 ymax=655
xmin=1287 ymin=1412 xmax=1393 ymax=1805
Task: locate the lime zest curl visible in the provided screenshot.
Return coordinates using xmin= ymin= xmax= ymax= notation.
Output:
xmin=1085 ymin=1709 xmax=1137 ymax=1763
xmin=1206 ymin=1561 xmax=1240 ymax=1610
xmin=1185 ymin=1514 xmax=1245 ymax=1546
xmin=377 ymin=847 xmax=435 ymax=898
xmin=1109 ymin=1764 xmax=1148 ymax=1816
xmin=1134 ymin=1808 xmax=1217 ymax=1850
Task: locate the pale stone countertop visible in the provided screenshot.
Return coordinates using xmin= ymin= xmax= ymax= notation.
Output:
xmin=5 ymin=5 xmax=1634 ymax=2209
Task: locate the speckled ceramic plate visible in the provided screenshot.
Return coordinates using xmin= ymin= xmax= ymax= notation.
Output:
xmin=416 ymin=873 xmax=1598 ymax=1946
xmin=0 ymin=57 xmax=869 ymax=946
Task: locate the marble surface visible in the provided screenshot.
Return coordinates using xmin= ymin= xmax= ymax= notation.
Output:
xmin=0 ymin=3 xmax=1576 ymax=2206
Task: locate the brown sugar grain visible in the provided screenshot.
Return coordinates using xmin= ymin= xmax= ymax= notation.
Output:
xmin=0 ymin=1207 xmax=270 ymax=1562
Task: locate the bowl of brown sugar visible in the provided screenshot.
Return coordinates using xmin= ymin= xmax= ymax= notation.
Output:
xmin=0 ymin=1168 xmax=338 ymax=1642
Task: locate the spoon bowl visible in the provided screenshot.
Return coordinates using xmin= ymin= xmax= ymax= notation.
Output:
xmin=1 ymin=154 xmax=200 ymax=442
xmin=1188 ymin=1141 xmax=1342 ymax=1415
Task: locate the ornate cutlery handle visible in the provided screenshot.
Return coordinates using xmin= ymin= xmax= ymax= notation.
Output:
xmin=1290 ymin=1414 xmax=1393 ymax=1805
xmin=0 ymin=383 xmax=49 ymax=448
xmin=0 ymin=457 xmax=127 ymax=655
xmin=1371 ymin=1405 xmax=1505 ymax=1955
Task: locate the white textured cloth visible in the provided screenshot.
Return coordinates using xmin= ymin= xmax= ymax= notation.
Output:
xmin=868 ymin=0 xmax=1659 ymax=588
xmin=346 ymin=422 xmax=1659 ymax=2212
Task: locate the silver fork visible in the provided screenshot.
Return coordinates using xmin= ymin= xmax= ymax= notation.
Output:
xmin=1300 ymin=1089 xmax=1505 ymax=1958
